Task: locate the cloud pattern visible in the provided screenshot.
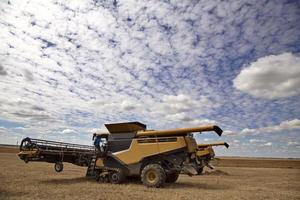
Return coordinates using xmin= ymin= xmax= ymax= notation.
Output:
xmin=234 ymin=53 xmax=300 ymax=99
xmin=0 ymin=0 xmax=299 ymax=157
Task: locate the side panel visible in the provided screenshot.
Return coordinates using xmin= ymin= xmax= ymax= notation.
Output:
xmin=196 ymin=147 xmax=215 ymax=157
xmin=113 ymin=137 xmax=186 ymax=165
xmin=184 ymin=136 xmax=198 ymax=152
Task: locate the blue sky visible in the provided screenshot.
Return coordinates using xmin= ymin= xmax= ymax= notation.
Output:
xmin=0 ymin=0 xmax=299 ymax=158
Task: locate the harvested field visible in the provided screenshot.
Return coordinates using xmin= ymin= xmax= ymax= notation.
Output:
xmin=215 ymin=157 xmax=300 ymax=169
xmin=0 ymin=151 xmax=299 ymax=200
xmin=0 ymin=146 xmax=19 ymax=154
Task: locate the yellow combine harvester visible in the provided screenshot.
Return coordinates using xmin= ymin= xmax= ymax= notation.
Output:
xmin=89 ymin=122 xmax=223 ymax=187
xmin=18 ymin=121 xmax=224 ymax=188
xmin=195 ymin=142 xmax=229 ymax=174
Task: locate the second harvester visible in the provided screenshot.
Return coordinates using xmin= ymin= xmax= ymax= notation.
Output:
xmin=195 ymin=142 xmax=229 ymax=174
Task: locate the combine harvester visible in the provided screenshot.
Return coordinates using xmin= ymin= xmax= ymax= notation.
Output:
xmin=195 ymin=142 xmax=229 ymax=174
xmin=18 ymin=122 xmax=226 ymax=187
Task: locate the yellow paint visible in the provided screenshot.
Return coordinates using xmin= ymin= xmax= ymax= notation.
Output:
xmin=96 ymin=158 xmax=104 ymax=167
xmin=136 ymin=125 xmax=217 ymax=137
xmin=113 ymin=137 xmax=187 ymax=165
xmin=196 ymin=148 xmax=211 ymax=157
xmin=197 ymin=142 xmax=226 ymax=148
xmin=17 ymin=150 xmax=38 ymax=157
xmin=184 ymin=136 xmax=198 ymax=152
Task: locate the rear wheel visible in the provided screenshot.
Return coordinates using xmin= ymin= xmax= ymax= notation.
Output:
xmin=109 ymin=169 xmax=125 ymax=184
xmin=54 ymin=162 xmax=63 ymax=172
xmin=98 ymin=174 xmax=109 ymax=183
xmin=141 ymin=164 xmax=166 ymax=188
xmin=166 ymin=172 xmax=179 ymax=183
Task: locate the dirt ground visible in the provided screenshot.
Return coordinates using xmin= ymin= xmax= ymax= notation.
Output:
xmin=213 ymin=157 xmax=300 ymax=169
xmin=0 ymin=152 xmax=299 ymax=200
xmin=0 ymin=146 xmax=19 ymax=154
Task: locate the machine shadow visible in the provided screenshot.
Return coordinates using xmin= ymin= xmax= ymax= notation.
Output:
xmin=40 ymin=176 xmax=231 ymax=190
xmin=40 ymin=177 xmax=93 ymax=185
xmin=168 ymin=181 xmax=232 ymax=190
xmin=123 ymin=177 xmax=231 ymax=190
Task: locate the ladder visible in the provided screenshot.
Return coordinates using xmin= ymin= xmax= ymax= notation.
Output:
xmin=86 ymin=155 xmax=97 ymax=177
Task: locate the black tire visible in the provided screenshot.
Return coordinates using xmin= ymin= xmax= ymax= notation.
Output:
xmin=54 ymin=162 xmax=63 ymax=172
xmin=24 ymin=156 xmax=29 ymax=163
xmin=94 ymin=170 xmax=101 ymax=181
xmin=98 ymin=175 xmax=109 ymax=183
xmin=166 ymin=172 xmax=179 ymax=183
xmin=197 ymin=167 xmax=204 ymax=174
xmin=141 ymin=164 xmax=166 ymax=188
xmin=109 ymin=169 xmax=125 ymax=184
xmin=98 ymin=176 xmax=109 ymax=183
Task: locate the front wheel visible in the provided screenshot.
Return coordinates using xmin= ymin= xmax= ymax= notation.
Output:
xmin=54 ymin=162 xmax=63 ymax=172
xmin=141 ymin=164 xmax=166 ymax=188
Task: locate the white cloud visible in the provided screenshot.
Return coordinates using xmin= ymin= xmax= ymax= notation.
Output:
xmin=120 ymin=100 xmax=139 ymax=111
xmin=240 ymin=119 xmax=300 ymax=135
xmin=0 ymin=126 xmax=8 ymax=135
xmin=150 ymin=94 xmax=216 ymax=126
xmin=263 ymin=142 xmax=272 ymax=146
xmin=160 ymin=94 xmax=213 ymax=114
xmin=89 ymin=128 xmax=99 ymax=134
xmin=62 ymin=129 xmax=76 ymax=134
xmin=240 ymin=128 xmax=256 ymax=135
xmin=223 ymin=130 xmax=235 ymax=136
xmin=287 ymin=141 xmax=299 ymax=147
xmin=249 ymin=139 xmax=265 ymax=143
xmin=233 ymin=53 xmax=300 ymax=99
xmin=248 ymin=139 xmax=274 ymax=148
